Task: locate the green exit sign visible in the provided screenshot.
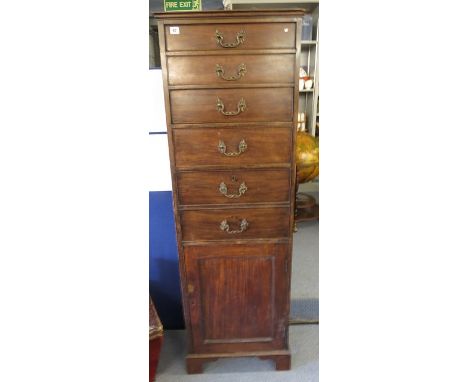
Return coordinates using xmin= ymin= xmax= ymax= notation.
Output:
xmin=164 ymin=0 xmax=202 ymax=12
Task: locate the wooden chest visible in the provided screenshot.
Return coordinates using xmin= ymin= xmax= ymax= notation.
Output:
xmin=152 ymin=9 xmax=302 ymax=374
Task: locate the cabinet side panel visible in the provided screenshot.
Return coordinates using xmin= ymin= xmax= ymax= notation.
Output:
xmin=157 ymin=19 xmax=194 ymax=349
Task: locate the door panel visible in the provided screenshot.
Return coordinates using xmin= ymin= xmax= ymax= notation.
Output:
xmin=184 ymin=243 xmax=290 ymax=353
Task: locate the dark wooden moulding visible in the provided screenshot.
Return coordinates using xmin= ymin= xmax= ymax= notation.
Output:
xmin=151 ymin=9 xmax=303 ymax=374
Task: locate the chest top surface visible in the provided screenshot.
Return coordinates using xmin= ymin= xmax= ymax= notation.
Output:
xmin=152 ymin=9 xmax=304 ymax=20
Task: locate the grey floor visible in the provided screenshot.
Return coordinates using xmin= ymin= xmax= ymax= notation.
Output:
xmin=155 ymin=211 xmax=319 ymax=381
xmin=291 ymin=219 xmax=319 ymax=321
xmin=156 ymin=325 xmax=318 ymax=382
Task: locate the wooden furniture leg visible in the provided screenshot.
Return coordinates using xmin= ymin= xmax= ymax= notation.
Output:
xmin=259 ymin=354 xmax=291 ymax=371
xmin=186 ymin=358 xmax=204 ymax=374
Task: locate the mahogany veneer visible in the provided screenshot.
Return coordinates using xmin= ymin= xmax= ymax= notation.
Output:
xmin=173 ymin=126 xmax=292 ymax=168
xmin=152 ymin=9 xmax=303 ymax=373
xmin=176 ymin=168 xmax=291 ymax=205
xmin=167 ymin=54 xmax=295 ymax=86
xmin=170 ymin=88 xmax=294 ymax=124
xmin=163 ymin=22 xmax=297 ymax=51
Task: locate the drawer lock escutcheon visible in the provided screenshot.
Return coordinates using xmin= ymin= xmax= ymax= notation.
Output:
xmin=187 ymin=284 xmax=194 ymax=294
xmin=216 ymin=97 xmax=246 ymax=116
xmin=220 ymin=218 xmax=249 ymax=234
xmin=218 ymin=139 xmax=247 ymax=156
xmin=215 ymin=63 xmax=247 ymax=81
xmin=219 ymin=181 xmax=248 ymax=198
xmin=215 ymin=30 xmax=246 ymax=48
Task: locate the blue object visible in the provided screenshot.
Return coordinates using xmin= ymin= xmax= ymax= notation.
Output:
xmin=149 ymin=191 xmax=184 ymax=329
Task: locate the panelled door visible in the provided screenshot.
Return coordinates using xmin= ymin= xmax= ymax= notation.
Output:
xmin=184 ymin=243 xmax=290 ymax=353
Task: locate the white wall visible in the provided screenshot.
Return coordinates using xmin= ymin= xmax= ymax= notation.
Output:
xmin=148 ymin=69 xmax=172 ymax=192
xmin=149 ymin=69 xmax=167 ymax=133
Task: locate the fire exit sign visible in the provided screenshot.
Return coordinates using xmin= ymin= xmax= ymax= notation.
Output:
xmin=164 ymin=0 xmax=202 ymax=12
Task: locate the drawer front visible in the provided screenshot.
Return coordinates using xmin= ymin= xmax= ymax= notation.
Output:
xmin=170 ymin=88 xmax=293 ymax=124
xmin=173 ymin=127 xmax=291 ymax=168
xmin=164 ymin=23 xmax=296 ymax=51
xmin=180 ymin=207 xmax=290 ymax=241
xmin=177 ymin=169 xmax=290 ymax=206
xmin=167 ymin=54 xmax=295 ymax=86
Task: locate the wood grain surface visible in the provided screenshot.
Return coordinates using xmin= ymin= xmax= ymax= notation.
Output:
xmin=180 ymin=206 xmax=290 ymax=241
xmin=167 ymin=54 xmax=295 ymax=86
xmin=184 ymin=243 xmax=289 ymax=353
xmin=170 ymin=88 xmax=293 ymax=124
xmin=173 ymin=127 xmax=292 ymax=168
xmin=177 ymin=168 xmax=290 ymax=206
xmin=164 ymin=23 xmax=296 ymax=51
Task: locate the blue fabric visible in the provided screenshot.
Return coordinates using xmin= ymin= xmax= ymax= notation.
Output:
xmin=149 ymin=191 xmax=184 ymax=329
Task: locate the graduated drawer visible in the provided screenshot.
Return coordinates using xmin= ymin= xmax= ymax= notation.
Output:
xmin=180 ymin=207 xmax=290 ymax=242
xmin=167 ymin=54 xmax=295 ymax=86
xmin=177 ymin=169 xmax=290 ymax=206
xmin=164 ymin=23 xmax=296 ymax=51
xmin=170 ymin=88 xmax=293 ymax=124
xmin=173 ymin=127 xmax=291 ymax=168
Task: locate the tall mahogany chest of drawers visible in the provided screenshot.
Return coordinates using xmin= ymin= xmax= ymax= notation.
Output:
xmin=152 ymin=9 xmax=303 ymax=373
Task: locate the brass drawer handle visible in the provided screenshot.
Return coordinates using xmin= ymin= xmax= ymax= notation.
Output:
xmin=215 ymin=30 xmax=246 ymax=48
xmin=219 ymin=181 xmax=248 ymax=198
xmin=220 ymin=218 xmax=249 ymax=234
xmin=216 ymin=63 xmax=247 ymax=81
xmin=218 ymin=139 xmax=247 ymax=156
xmin=216 ymin=97 xmax=246 ymax=116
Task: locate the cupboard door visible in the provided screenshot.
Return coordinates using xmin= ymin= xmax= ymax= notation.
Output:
xmin=184 ymin=243 xmax=290 ymax=353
